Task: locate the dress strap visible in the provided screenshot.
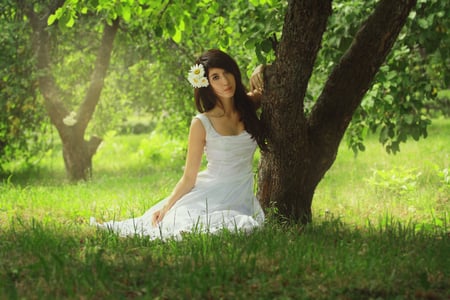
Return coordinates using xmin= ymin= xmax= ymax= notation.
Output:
xmin=195 ymin=113 xmax=214 ymax=135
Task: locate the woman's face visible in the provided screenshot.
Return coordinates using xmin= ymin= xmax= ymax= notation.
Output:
xmin=208 ymin=68 xmax=236 ymax=101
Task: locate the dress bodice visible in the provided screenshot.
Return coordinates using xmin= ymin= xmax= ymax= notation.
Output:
xmin=195 ymin=114 xmax=257 ymax=179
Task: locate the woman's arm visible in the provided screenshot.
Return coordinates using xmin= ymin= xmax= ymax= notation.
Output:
xmin=152 ymin=118 xmax=206 ymax=226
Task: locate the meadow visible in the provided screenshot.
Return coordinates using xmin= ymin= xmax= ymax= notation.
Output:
xmin=0 ymin=118 xmax=448 ymax=299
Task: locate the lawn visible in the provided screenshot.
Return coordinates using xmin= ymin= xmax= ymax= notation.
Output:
xmin=0 ymin=118 xmax=448 ymax=299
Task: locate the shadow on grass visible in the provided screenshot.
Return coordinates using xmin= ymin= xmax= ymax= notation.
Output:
xmin=0 ymin=162 xmax=168 ymax=189
xmin=1 ymin=216 xmax=449 ymax=299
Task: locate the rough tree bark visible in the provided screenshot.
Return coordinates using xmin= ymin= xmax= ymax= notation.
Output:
xmin=258 ymin=0 xmax=417 ymax=224
xmin=23 ymin=2 xmax=119 ymax=181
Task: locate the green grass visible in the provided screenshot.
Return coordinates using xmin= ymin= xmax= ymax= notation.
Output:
xmin=0 ymin=119 xmax=449 ymax=299
xmin=314 ymin=118 xmax=449 ymax=229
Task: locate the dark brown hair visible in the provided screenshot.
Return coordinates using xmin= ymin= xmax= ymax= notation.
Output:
xmin=193 ymin=49 xmax=266 ymax=150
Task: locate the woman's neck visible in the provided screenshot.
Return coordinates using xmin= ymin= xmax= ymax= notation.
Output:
xmin=219 ymin=97 xmax=235 ymax=115
xmin=208 ymin=98 xmax=235 ymax=117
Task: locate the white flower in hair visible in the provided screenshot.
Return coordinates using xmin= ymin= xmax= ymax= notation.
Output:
xmin=199 ymin=77 xmax=209 ymax=87
xmin=190 ymin=64 xmax=205 ymax=77
xmin=188 ymin=64 xmax=209 ymax=88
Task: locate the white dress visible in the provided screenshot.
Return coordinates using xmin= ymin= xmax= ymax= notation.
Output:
xmin=93 ymin=113 xmax=265 ymax=240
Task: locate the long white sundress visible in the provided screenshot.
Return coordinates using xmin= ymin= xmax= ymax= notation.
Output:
xmin=92 ymin=113 xmax=265 ymax=240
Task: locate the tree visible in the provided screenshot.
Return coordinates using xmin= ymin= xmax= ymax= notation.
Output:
xmin=17 ymin=0 xmax=202 ymax=181
xmin=20 ymin=1 xmax=118 ymax=181
xmin=316 ymin=0 xmax=450 ymax=155
xmin=258 ymin=0 xmax=417 ymax=223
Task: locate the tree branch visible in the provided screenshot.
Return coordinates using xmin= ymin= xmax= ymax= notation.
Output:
xmin=308 ymin=0 xmax=417 ymax=151
xmin=77 ymin=18 xmax=120 ymax=131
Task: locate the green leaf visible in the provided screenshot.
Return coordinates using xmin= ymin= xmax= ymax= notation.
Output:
xmin=154 ymin=26 xmax=163 ymax=38
xmin=379 ymin=126 xmax=388 ymax=144
xmin=411 ymin=127 xmax=421 ymax=141
xmin=260 ymin=38 xmax=272 ymax=53
xmin=172 ymin=29 xmax=182 ymax=43
xmin=404 ymin=115 xmax=414 ymax=125
xmin=66 ymin=16 xmax=75 ymax=28
xmin=48 ymin=14 xmax=57 ymax=26
xmin=121 ymin=5 xmax=131 ymax=22
xmin=417 ymin=18 xmax=429 ymax=29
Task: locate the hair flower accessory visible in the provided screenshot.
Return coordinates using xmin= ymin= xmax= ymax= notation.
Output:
xmin=188 ymin=64 xmax=209 ymax=88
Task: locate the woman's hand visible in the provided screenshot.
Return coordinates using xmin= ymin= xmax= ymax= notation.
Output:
xmin=152 ymin=207 xmax=168 ymax=227
xmin=247 ymin=90 xmax=263 ymax=108
xmin=248 ymin=64 xmax=266 ymax=108
xmin=250 ymin=64 xmax=265 ymax=93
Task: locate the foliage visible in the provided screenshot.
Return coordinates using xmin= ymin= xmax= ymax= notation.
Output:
xmin=53 ymin=0 xmax=286 ymax=137
xmin=43 ymin=0 xmax=450 ymax=163
xmin=112 ymin=0 xmax=286 ymax=136
xmin=325 ymin=0 xmax=450 ymax=154
xmin=2 ymin=0 xmax=448 ymax=178
xmin=46 ymin=14 xmax=130 ymax=137
xmin=145 ymin=0 xmax=448 ymax=153
xmin=366 ymin=167 xmax=422 ymax=197
xmin=0 ymin=1 xmax=51 ymax=173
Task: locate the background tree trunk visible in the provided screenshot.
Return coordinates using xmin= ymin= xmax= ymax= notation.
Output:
xmin=62 ymin=132 xmax=102 ymax=181
xmin=24 ymin=2 xmax=119 ymax=181
xmin=259 ymin=0 xmax=417 ymax=223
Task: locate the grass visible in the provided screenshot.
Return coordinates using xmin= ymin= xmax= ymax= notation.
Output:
xmin=0 ymin=119 xmax=449 ymax=299
xmin=314 ymin=118 xmax=449 ymax=228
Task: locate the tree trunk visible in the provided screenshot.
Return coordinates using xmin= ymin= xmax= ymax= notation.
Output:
xmin=62 ymin=133 xmax=102 ymax=181
xmin=259 ymin=0 xmax=417 ymax=223
xmin=24 ymin=2 xmax=119 ymax=181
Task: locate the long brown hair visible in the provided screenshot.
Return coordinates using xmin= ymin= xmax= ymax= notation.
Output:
xmin=192 ymin=49 xmax=266 ymax=150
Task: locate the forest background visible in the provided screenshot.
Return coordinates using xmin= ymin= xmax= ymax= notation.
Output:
xmin=1 ymin=0 xmax=448 ymax=175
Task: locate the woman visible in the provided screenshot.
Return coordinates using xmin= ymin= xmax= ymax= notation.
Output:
xmin=94 ymin=49 xmax=266 ymax=240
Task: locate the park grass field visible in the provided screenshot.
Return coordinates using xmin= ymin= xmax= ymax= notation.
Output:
xmin=0 ymin=118 xmax=448 ymax=299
